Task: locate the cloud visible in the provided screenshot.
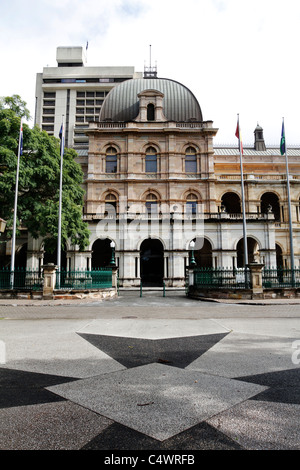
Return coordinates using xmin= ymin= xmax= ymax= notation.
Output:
xmin=1 ymin=0 xmax=300 ymax=144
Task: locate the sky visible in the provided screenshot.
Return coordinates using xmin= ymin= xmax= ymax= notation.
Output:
xmin=1 ymin=0 xmax=299 ymax=146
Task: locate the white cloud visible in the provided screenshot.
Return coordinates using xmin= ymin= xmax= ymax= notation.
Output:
xmin=1 ymin=0 xmax=299 ymax=145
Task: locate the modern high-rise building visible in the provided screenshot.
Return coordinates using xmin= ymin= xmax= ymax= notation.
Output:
xmin=34 ymin=47 xmax=143 ymax=151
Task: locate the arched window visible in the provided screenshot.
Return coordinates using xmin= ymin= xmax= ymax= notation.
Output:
xmin=145 ymin=146 xmax=157 ymax=173
xmin=260 ymin=192 xmax=280 ymax=221
xmin=105 ymin=193 xmax=117 ymax=215
xmin=105 ymin=147 xmax=117 ymax=173
xmin=186 ymin=193 xmax=198 ymax=214
xmin=146 ymin=193 xmax=158 ymax=213
xmin=221 ymin=192 xmax=241 ymax=214
xmin=147 ymin=103 xmax=155 ymax=121
xmin=185 ymin=147 xmax=197 ymax=173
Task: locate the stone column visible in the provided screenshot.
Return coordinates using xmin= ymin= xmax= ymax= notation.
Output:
xmin=42 ymin=263 xmax=57 ymax=299
xmin=248 ymin=262 xmax=264 ymax=297
xmin=111 ymin=266 xmax=118 ymax=292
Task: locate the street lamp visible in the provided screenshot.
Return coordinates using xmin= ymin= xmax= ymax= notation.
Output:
xmin=189 ymin=240 xmax=196 ymax=267
xmin=110 ymin=240 xmax=116 ymax=266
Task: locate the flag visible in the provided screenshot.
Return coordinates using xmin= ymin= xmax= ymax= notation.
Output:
xmin=280 ymin=119 xmax=286 ymax=155
xmin=59 ymin=123 xmax=64 ymax=155
xmin=19 ymin=121 xmax=23 ymax=156
xmin=235 ymin=117 xmax=243 ymax=154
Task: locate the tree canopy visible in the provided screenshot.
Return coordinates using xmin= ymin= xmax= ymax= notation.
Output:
xmin=0 ymin=99 xmax=90 ymax=253
xmin=0 ymin=94 xmax=31 ymax=121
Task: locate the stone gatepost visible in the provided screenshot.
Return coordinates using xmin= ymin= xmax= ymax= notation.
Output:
xmin=248 ymin=263 xmax=264 ymax=297
xmin=111 ymin=266 xmax=118 ymax=292
xmin=42 ymin=263 xmax=57 ymax=299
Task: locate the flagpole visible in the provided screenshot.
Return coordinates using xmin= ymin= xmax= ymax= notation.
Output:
xmin=10 ymin=118 xmax=23 ymax=288
xmin=281 ymin=118 xmax=295 ymax=278
xmin=57 ymin=116 xmax=64 ymax=281
xmin=236 ymin=114 xmax=248 ymax=271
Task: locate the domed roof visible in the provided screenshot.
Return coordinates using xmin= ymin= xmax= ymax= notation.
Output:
xmin=99 ymin=77 xmax=203 ymax=122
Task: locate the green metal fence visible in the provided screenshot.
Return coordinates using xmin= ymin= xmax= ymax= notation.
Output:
xmin=262 ymin=267 xmax=300 ymax=288
xmin=0 ymin=267 xmax=113 ymax=291
xmin=0 ymin=268 xmax=43 ymax=290
xmin=55 ymin=268 xmax=113 ymax=290
xmin=193 ymin=267 xmax=250 ymax=289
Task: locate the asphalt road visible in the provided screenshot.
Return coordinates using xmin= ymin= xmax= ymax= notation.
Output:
xmin=0 ymin=290 xmax=299 ymax=455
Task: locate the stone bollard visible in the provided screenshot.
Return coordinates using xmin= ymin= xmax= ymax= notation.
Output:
xmin=111 ymin=266 xmax=118 ymax=292
xmin=42 ymin=263 xmax=57 ymax=299
xmin=248 ymin=262 xmax=264 ymax=298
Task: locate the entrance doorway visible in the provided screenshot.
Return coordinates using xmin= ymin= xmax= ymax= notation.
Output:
xmin=191 ymin=238 xmax=213 ymax=267
xmin=237 ymin=237 xmax=259 ymax=267
xmin=92 ymin=238 xmax=113 ymax=268
xmin=140 ymin=238 xmax=164 ymax=286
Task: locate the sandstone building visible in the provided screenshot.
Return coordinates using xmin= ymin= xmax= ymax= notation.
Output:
xmin=2 ymin=51 xmax=300 ymax=288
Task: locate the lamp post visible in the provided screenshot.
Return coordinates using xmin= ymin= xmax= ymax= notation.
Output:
xmin=110 ymin=241 xmax=116 ymax=266
xmin=189 ymin=240 xmax=196 ymax=267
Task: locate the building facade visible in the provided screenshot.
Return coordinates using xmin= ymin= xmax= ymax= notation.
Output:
xmin=79 ymin=75 xmax=300 ymax=287
xmin=3 ymin=55 xmax=300 ymax=287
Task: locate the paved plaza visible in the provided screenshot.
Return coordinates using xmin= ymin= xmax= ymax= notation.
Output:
xmin=0 ymin=289 xmax=299 ymax=452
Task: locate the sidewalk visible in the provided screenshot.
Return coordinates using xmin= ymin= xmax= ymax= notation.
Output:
xmin=1 ymin=292 xmax=300 ymax=306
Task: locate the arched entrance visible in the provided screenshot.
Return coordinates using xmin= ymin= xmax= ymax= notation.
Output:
xmin=15 ymin=243 xmax=28 ymax=269
xmin=276 ymin=243 xmax=283 ymax=268
xmin=92 ymin=238 xmax=113 ymax=268
xmin=140 ymin=238 xmax=164 ymax=286
xmin=190 ymin=238 xmax=213 ymax=267
xmin=237 ymin=237 xmax=259 ymax=267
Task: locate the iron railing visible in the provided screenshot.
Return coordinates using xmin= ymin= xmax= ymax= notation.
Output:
xmin=0 ymin=268 xmax=113 ymax=291
xmin=55 ymin=268 xmax=112 ymax=290
xmin=193 ymin=267 xmax=250 ymax=289
xmin=262 ymin=267 xmax=300 ymax=288
xmin=0 ymin=268 xmax=43 ymax=290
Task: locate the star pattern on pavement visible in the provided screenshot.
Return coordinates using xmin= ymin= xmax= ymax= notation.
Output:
xmin=77 ymin=332 xmax=229 ymax=369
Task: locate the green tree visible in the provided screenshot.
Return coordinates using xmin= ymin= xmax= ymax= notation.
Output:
xmin=0 ymin=104 xmax=90 ymax=255
xmin=0 ymin=94 xmax=31 ymax=120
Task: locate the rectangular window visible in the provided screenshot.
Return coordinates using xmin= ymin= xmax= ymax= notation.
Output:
xmin=42 ymin=125 xmax=54 ymax=132
xmin=185 ymin=156 xmax=197 ymax=173
xmin=44 ymin=92 xmax=56 ymax=98
xmin=186 ymin=202 xmax=197 ymax=214
xmin=43 ymin=108 xmax=55 ymax=115
xmin=42 ymin=116 xmax=55 ymax=123
xmin=43 ymin=100 xmax=55 ymax=107
xmin=145 ymin=155 xmax=157 ymax=173
xmin=106 ymin=156 xmax=117 ymax=173
xmin=146 ymin=202 xmax=158 ymax=213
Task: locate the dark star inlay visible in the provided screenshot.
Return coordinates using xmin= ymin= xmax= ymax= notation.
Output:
xmin=0 ymin=368 xmax=78 ymax=408
xmin=77 ymin=332 xmax=229 ymax=369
